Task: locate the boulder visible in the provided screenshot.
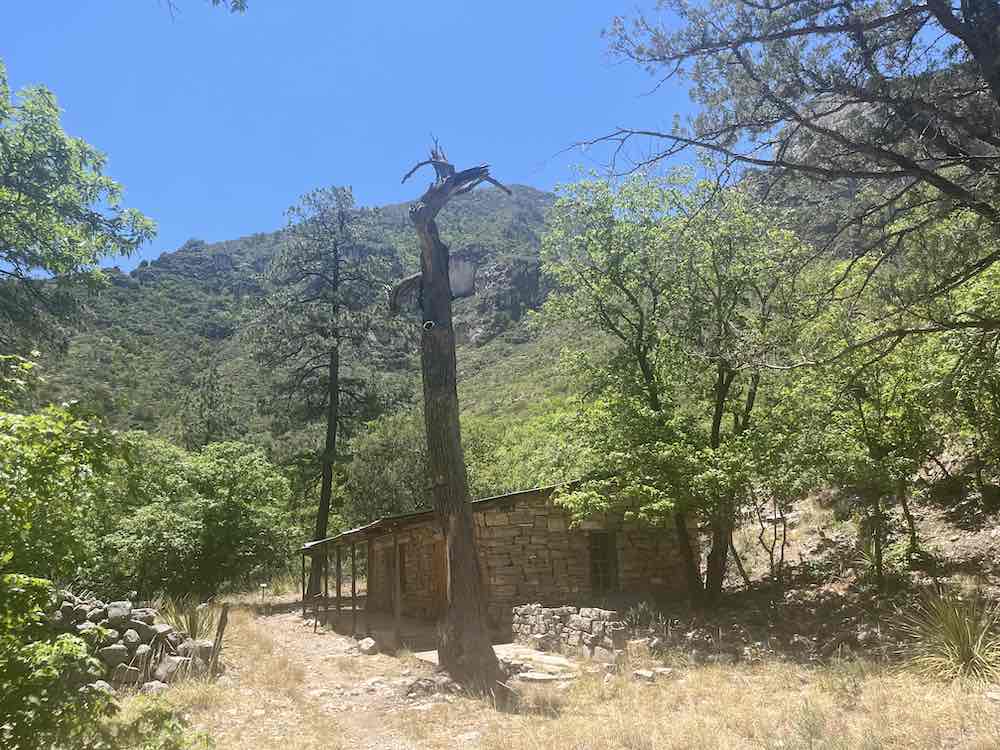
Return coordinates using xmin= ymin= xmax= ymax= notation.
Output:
xmin=98 ymin=644 xmax=130 ymax=669
xmin=153 ymin=655 xmax=192 ymax=684
xmin=59 ymin=601 xmax=75 ymax=621
xmin=87 ymin=680 xmax=115 ymax=695
xmin=140 ymin=680 xmax=170 ymax=695
xmin=358 ymin=637 xmax=378 ymax=655
xmin=87 ymin=607 xmax=107 ymax=623
xmin=101 ymin=629 xmax=120 ymax=647
xmin=131 ymin=608 xmax=157 ymax=625
xmin=178 ymin=638 xmax=197 ymax=657
xmin=73 ymin=604 xmax=90 ymax=623
xmin=122 ymin=629 xmax=141 ymax=650
xmin=150 ymin=623 xmax=175 ymax=638
xmin=75 ymin=620 xmax=98 ymax=636
xmin=632 ymin=669 xmax=656 ymax=682
xmin=111 ymin=664 xmax=141 ymax=684
xmin=107 ymin=601 xmax=132 ymax=627
xmin=194 ymin=639 xmax=215 ymax=662
xmin=126 ymin=619 xmax=157 ymax=643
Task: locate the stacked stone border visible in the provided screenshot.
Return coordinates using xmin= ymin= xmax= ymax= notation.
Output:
xmin=511 ymin=603 xmax=626 ymax=663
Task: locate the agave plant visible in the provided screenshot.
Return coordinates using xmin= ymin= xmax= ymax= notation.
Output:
xmin=896 ymin=590 xmax=1000 ymax=682
xmin=155 ymin=594 xmax=219 ymax=641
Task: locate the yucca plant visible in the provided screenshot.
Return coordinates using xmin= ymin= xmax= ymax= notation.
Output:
xmin=896 ymin=590 xmax=1000 ymax=682
xmin=155 ymin=594 xmax=219 ymax=641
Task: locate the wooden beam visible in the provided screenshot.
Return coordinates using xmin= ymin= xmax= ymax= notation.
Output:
xmin=365 ymin=537 xmax=375 ymax=633
xmin=323 ymin=551 xmax=330 ymax=628
xmin=335 ymin=545 xmax=342 ymax=624
xmin=350 ymin=542 xmax=358 ymax=636
xmin=393 ymin=530 xmax=402 ymax=649
xmin=300 ymin=553 xmax=306 ymax=618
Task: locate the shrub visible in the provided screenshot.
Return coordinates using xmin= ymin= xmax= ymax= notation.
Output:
xmin=0 ymin=571 xmax=112 ymax=750
xmin=155 ymin=595 xmax=219 ymax=641
xmin=897 ymin=589 xmax=1000 ymax=682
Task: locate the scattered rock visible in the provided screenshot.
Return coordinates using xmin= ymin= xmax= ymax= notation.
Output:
xmin=131 ymin=608 xmax=156 ymax=625
xmin=87 ymin=607 xmax=107 ymax=623
xmin=140 ymin=680 xmax=170 ymax=695
xmin=153 ymin=655 xmax=192 ymax=684
xmin=126 ymin=619 xmax=157 ymax=643
xmin=76 ymin=620 xmax=98 ymax=636
xmin=111 ymin=664 xmax=141 ymax=684
xmin=73 ymin=604 xmax=90 ymax=623
xmin=358 ymin=637 xmax=378 ymax=655
xmin=150 ymin=623 xmax=175 ymax=639
xmin=98 ymin=644 xmax=129 ymax=669
xmin=101 ymin=629 xmax=121 ymax=647
xmin=60 ymin=602 xmax=75 ymax=621
xmin=516 ymin=671 xmax=576 ymax=683
xmin=87 ymin=680 xmax=115 ymax=695
xmin=107 ymin=601 xmax=132 ymax=627
xmin=632 ymin=669 xmax=656 ymax=682
xmin=122 ymin=629 xmax=141 ymax=650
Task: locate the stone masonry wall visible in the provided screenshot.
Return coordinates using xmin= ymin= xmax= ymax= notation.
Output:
xmin=369 ymin=520 xmax=444 ymax=620
xmin=511 ymin=603 xmax=627 ymax=662
xmin=364 ymin=488 xmax=692 ymax=633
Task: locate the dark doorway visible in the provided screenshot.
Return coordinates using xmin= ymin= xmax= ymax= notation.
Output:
xmin=589 ymin=531 xmax=618 ymax=593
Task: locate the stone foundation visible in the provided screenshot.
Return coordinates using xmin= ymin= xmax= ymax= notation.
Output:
xmin=511 ymin=603 xmax=626 ymax=663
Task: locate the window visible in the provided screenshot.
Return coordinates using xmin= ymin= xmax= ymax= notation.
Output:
xmin=589 ymin=532 xmax=618 ymax=592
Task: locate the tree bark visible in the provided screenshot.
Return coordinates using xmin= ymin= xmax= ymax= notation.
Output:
xmin=308 ymin=344 xmax=340 ymax=596
xmin=704 ymin=364 xmax=736 ymax=601
xmin=897 ymin=478 xmax=919 ymax=552
xmin=400 ymin=147 xmax=505 ymax=696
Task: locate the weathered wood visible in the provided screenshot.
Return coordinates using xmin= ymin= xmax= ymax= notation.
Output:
xmin=351 ymin=542 xmax=358 ymax=636
xmin=323 ymin=551 xmax=330 ymax=626
xmin=209 ymin=603 xmax=230 ymax=677
xmin=300 ymin=554 xmax=306 ymax=618
xmin=335 ymin=545 xmax=342 ymax=622
xmin=393 ymin=530 xmax=402 ymax=649
xmin=365 ymin=537 xmax=374 ymax=632
xmin=396 ymin=143 xmax=507 ymax=696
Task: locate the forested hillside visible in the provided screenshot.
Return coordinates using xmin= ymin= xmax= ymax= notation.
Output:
xmin=38 ymin=185 xmax=557 ymax=450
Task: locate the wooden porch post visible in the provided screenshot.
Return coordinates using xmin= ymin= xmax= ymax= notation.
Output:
xmin=335 ymin=544 xmax=342 ymax=625
xmin=365 ymin=537 xmax=375 ymax=633
xmin=351 ymin=541 xmax=358 ymax=636
xmin=300 ymin=552 xmax=306 ymax=619
xmin=393 ymin=530 xmax=402 ymax=649
xmin=323 ymin=550 xmax=330 ymax=627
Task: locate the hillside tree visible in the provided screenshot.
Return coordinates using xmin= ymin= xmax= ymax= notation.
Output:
xmin=245 ymin=186 xmax=397 ymax=593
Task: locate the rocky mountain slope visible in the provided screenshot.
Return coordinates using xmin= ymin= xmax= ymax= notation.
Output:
xmin=40 ymin=186 xmax=557 ymax=443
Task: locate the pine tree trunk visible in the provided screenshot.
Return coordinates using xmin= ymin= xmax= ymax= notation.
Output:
xmin=308 ymin=345 xmax=339 ymax=597
xmin=411 ymin=190 xmax=501 ymax=696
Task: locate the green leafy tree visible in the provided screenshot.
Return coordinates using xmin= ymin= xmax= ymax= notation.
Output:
xmin=0 ymin=61 xmax=154 ymax=351
xmin=602 ymin=0 xmax=1000 ymax=342
xmin=542 ymin=172 xmax=809 ymax=601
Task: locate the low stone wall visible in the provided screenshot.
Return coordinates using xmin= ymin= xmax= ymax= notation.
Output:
xmin=511 ymin=603 xmax=626 ymax=663
xmin=49 ymin=591 xmax=218 ymax=694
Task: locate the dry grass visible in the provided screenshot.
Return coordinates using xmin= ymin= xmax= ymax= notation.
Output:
xmin=479 ymin=661 xmax=1000 ymax=750
xmin=149 ymin=610 xmax=344 ymax=750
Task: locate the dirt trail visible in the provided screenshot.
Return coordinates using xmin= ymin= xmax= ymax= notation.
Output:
xmin=203 ymin=610 xmax=495 ymax=750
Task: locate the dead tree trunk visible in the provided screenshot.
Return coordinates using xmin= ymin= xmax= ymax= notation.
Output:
xmin=308 ymin=343 xmax=340 ymax=597
xmin=396 ymin=144 xmax=508 ymax=696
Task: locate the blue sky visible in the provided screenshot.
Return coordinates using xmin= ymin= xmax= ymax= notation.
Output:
xmin=3 ymin=1 xmax=689 ymax=270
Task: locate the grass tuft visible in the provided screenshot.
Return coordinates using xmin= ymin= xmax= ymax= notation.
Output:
xmin=896 ymin=589 xmax=1000 ymax=682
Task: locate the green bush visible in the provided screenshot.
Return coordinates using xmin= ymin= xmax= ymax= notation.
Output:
xmin=90 ymin=434 xmax=296 ymax=597
xmin=897 ymin=589 xmax=1000 ymax=682
xmin=0 ymin=571 xmax=111 ymax=750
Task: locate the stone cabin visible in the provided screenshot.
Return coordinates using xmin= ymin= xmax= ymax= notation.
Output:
xmin=301 ymin=483 xmax=690 ymax=635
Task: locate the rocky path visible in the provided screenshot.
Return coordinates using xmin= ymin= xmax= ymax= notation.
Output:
xmin=197 ymin=610 xmax=500 ymax=750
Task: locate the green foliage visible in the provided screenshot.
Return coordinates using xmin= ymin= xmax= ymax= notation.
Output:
xmin=98 ymin=697 xmax=212 ymax=750
xmin=0 ymin=572 xmax=111 ymax=750
xmin=897 ymin=590 xmax=1000 ymax=682
xmin=0 ymin=59 xmax=154 ymax=349
xmin=0 ymin=403 xmax=116 ymax=580
xmin=93 ymin=436 xmax=296 ymax=597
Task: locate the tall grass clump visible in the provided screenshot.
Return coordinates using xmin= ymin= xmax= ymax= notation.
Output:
xmin=156 ymin=595 xmax=219 ymax=641
xmin=897 ymin=589 xmax=1000 ymax=682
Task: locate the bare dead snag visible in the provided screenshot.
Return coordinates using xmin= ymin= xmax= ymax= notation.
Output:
xmin=393 ymin=143 xmax=508 ymax=697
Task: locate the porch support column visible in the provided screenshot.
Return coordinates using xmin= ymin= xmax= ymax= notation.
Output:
xmin=335 ymin=544 xmax=342 ymax=625
xmin=351 ymin=541 xmax=358 ymax=636
xmin=300 ymin=552 xmax=306 ymax=618
xmin=393 ymin=529 xmax=402 ymax=649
